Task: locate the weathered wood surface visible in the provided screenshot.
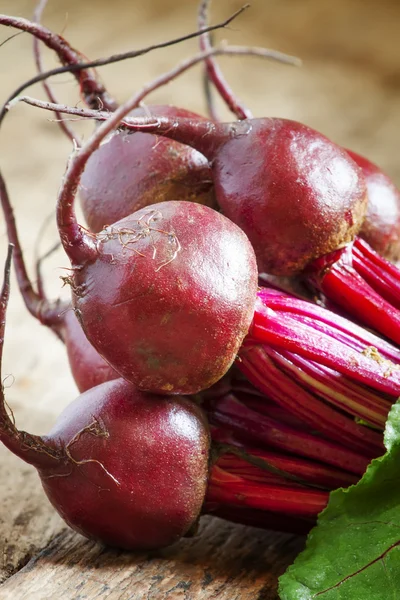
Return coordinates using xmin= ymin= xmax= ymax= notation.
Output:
xmin=0 ymin=0 xmax=399 ymax=597
xmin=0 ymin=523 xmax=304 ymax=600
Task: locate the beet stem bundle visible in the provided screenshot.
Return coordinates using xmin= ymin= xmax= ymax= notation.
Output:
xmin=309 ymin=239 xmax=400 ymax=346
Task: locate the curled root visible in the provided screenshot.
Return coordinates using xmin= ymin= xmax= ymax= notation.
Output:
xmin=64 ymin=418 xmax=121 ymax=487
xmin=97 ymin=209 xmax=181 ymax=271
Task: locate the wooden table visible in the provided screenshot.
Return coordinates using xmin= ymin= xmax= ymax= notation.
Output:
xmin=0 ymin=0 xmax=399 ymax=597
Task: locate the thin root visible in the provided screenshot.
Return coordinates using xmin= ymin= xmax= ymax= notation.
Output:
xmin=64 ymin=417 xmax=121 ymax=487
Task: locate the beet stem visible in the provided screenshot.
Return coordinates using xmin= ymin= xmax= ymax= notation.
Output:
xmin=250 ymin=295 xmax=400 ymax=396
xmin=0 ymin=5 xmax=251 ymax=124
xmin=198 ymin=0 xmax=253 ymax=120
xmin=238 ymin=346 xmax=383 ymax=455
xmin=206 ymin=466 xmax=329 ymax=518
xmin=207 ymin=393 xmax=371 ymax=475
xmin=310 ymin=242 xmax=400 ymax=346
xmin=0 ymin=171 xmax=63 ymax=331
xmin=11 ymin=43 xmax=299 ymax=158
xmin=0 ymin=14 xmax=116 ymax=113
xmin=0 ymin=246 xmax=62 ymax=469
xmin=32 ymin=0 xmax=81 ymax=144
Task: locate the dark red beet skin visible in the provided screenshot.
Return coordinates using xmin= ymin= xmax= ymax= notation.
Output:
xmin=61 ymin=311 xmax=118 ymax=392
xmin=212 ymin=119 xmax=367 ymax=275
xmin=347 ymin=149 xmax=400 ymax=262
xmin=40 ymin=380 xmax=210 ymax=549
xmin=69 ymin=201 xmax=258 ymax=394
xmin=79 ymin=106 xmax=216 ymax=233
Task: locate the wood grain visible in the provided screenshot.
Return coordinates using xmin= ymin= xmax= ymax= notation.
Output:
xmin=0 ymin=0 xmax=399 ymax=597
xmin=0 ymin=522 xmax=304 ymax=600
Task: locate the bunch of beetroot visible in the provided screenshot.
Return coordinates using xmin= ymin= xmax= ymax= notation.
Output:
xmin=1 ymin=0 xmax=400 ymax=551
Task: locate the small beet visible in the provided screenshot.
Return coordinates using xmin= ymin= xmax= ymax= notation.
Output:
xmin=79 ymin=106 xmax=216 ymax=233
xmin=347 ymin=150 xmax=400 ymax=262
xmin=61 ymin=311 xmax=118 ymax=391
xmin=40 ymin=380 xmax=211 ymax=549
xmin=208 ymin=118 xmax=367 ymax=276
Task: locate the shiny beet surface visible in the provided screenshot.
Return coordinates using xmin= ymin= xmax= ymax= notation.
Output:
xmin=39 ymin=380 xmax=211 ymax=549
xmin=71 ymin=201 xmax=258 ymax=394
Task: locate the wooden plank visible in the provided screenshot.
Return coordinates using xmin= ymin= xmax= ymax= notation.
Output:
xmin=0 ymin=520 xmax=304 ymax=600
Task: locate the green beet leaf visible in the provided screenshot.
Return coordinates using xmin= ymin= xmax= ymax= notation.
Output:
xmin=278 ymin=401 xmax=400 ymax=599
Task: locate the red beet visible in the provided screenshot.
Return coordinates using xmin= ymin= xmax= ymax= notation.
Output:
xmin=40 ymin=381 xmax=210 ymax=549
xmin=59 ymin=200 xmax=258 ymax=394
xmin=62 ymin=311 xmax=118 ymax=391
xmin=347 ymin=150 xmax=400 ymax=262
xmin=0 ymin=249 xmax=210 ymax=549
xmin=79 ymin=105 xmax=216 ymax=233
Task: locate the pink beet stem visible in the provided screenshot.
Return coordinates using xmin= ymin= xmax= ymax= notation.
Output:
xmin=352 ymin=242 xmax=400 ymax=309
xmin=271 ymin=349 xmax=390 ymax=427
xmin=212 ymin=441 xmax=357 ymax=490
xmin=198 ymin=0 xmax=252 ymax=120
xmin=309 ymin=241 xmax=400 ymax=346
xmin=257 ymin=286 xmax=400 ymax=363
xmin=32 ymin=0 xmax=81 ymax=144
xmin=250 ymin=296 xmax=400 ymax=396
xmin=0 ymin=14 xmax=116 ymax=111
xmin=207 ymin=394 xmax=371 ymax=475
xmin=205 ymin=505 xmax=314 ymax=535
xmin=206 ymin=466 xmax=329 ymax=518
xmin=238 ymin=346 xmax=383 ymax=456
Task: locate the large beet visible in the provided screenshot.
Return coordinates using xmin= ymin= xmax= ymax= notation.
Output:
xmin=65 ymin=201 xmax=258 ymax=394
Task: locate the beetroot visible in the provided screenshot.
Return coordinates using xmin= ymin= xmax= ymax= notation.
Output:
xmin=50 ymin=51 xmax=263 ymax=395
xmin=59 ymin=200 xmax=258 ymax=394
xmin=79 ymin=105 xmax=216 ymax=233
xmin=346 ymin=150 xmax=400 ymax=262
xmin=62 ymin=311 xmax=118 ymax=391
